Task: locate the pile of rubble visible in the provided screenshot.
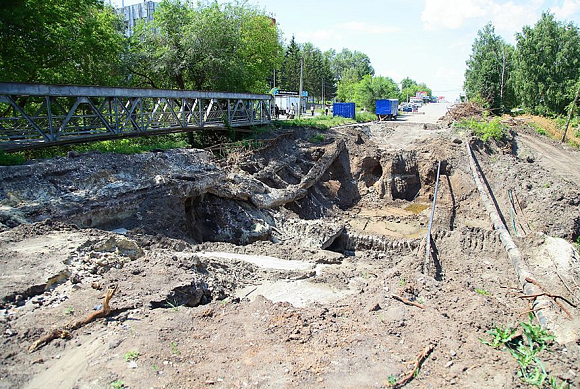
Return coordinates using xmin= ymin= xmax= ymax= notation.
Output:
xmin=440 ymin=102 xmax=485 ymax=125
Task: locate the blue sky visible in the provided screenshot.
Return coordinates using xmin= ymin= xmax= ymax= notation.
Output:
xmin=114 ymin=0 xmax=580 ymax=100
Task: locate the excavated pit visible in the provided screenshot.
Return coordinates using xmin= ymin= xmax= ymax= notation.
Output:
xmin=0 ymin=125 xmax=463 ymax=314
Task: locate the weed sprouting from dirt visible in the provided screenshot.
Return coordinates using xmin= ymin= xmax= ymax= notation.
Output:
xmin=476 ymin=288 xmax=490 ymax=296
xmin=387 ymin=374 xmax=397 ymax=386
xmin=165 ymin=299 xmax=181 ymax=311
xmin=124 ymin=351 xmax=140 ymax=362
xmin=480 ymin=314 xmax=569 ymax=388
xmin=171 ymin=341 xmax=180 ymax=356
xmin=110 ymin=379 xmax=125 ymax=388
xmin=65 ymin=306 xmax=74 ymax=315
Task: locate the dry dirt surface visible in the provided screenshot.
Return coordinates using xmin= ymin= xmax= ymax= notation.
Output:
xmin=0 ymin=104 xmax=579 ymax=389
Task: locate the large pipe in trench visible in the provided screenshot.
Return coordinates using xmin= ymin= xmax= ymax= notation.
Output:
xmin=465 ymin=141 xmax=554 ymax=329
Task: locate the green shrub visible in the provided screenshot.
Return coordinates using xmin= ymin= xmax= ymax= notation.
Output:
xmin=454 ymin=117 xmax=507 ymax=142
xmin=0 ymin=151 xmax=26 ymax=166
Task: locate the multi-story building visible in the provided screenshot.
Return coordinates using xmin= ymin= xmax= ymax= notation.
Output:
xmin=120 ymin=1 xmax=158 ymax=36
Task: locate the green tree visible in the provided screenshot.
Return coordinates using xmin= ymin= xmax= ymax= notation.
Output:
xmin=300 ymin=43 xmax=334 ymax=101
xmin=0 ymin=0 xmax=125 ymax=86
xmin=325 ymin=48 xmax=374 ymax=82
xmin=280 ymin=36 xmax=301 ymax=92
xmin=513 ymin=13 xmax=580 ymax=114
xmin=129 ymin=0 xmax=281 ymax=92
xmin=353 ymin=75 xmax=400 ymax=112
xmin=464 ymin=23 xmax=515 ymax=112
xmin=400 ymin=77 xmax=433 ymax=102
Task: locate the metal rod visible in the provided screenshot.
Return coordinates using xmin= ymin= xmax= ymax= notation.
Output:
xmin=424 ymin=160 xmax=442 ymax=273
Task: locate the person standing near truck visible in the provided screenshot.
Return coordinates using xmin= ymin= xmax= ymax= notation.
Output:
xmin=311 ymin=106 xmax=315 ymax=116
xmin=274 ymin=105 xmax=280 ymax=119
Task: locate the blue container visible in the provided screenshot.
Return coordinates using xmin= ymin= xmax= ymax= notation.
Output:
xmin=333 ymin=102 xmax=356 ymax=119
xmin=375 ymin=99 xmax=399 ymax=117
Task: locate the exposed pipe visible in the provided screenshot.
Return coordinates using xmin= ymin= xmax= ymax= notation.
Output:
xmin=424 ymin=160 xmax=441 ymax=274
xmin=465 ymin=141 xmax=553 ymax=329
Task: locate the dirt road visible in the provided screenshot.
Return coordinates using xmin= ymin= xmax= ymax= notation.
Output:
xmin=398 ymin=103 xmax=452 ymax=124
xmin=368 ymin=103 xmax=453 ymax=152
xmin=517 ymin=132 xmax=580 ymax=185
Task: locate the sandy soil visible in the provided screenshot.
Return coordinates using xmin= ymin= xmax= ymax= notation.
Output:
xmin=0 ymin=105 xmax=579 ymax=389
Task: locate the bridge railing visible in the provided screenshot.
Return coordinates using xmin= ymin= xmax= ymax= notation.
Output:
xmin=0 ymin=83 xmax=273 ymax=150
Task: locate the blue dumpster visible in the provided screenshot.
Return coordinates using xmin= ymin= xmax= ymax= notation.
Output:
xmin=333 ymin=102 xmax=356 ymax=119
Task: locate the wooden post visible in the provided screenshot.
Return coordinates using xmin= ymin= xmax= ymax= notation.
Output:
xmin=561 ymin=83 xmax=580 ymax=143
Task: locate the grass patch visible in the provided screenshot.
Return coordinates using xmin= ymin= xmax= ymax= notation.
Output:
xmin=523 ymin=115 xmax=580 ymax=149
xmin=528 ymin=122 xmax=548 ymax=136
xmin=0 ymin=133 xmax=189 ymax=166
xmin=480 ymin=314 xmax=569 ymax=388
xmin=275 ymin=115 xmax=356 ymax=130
xmin=355 ymin=111 xmax=377 ymax=122
xmin=454 ymin=117 xmax=508 ymax=142
xmin=308 ymin=134 xmax=325 ymax=143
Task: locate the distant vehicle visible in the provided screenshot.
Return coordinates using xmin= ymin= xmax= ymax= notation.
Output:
xmin=409 ymin=97 xmax=423 ymax=106
xmin=375 ymin=99 xmax=398 ymax=120
xmin=402 ymin=104 xmax=413 ymax=113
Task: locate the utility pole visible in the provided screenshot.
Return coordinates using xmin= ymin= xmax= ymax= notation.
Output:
xmin=273 ymin=69 xmax=276 ymax=88
xmin=322 ymin=77 xmax=325 ymax=109
xmin=298 ymin=57 xmax=303 ymax=118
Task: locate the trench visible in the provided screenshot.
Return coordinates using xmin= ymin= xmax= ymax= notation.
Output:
xmin=167 ymin=136 xmax=453 ymax=308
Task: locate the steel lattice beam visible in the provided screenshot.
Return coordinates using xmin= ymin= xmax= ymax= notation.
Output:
xmin=0 ymin=82 xmax=273 ymax=151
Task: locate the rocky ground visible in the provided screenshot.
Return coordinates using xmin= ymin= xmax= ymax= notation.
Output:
xmin=0 ymin=104 xmax=579 ymax=389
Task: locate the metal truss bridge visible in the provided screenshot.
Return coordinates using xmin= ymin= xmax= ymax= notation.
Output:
xmin=0 ymin=83 xmax=273 ymax=151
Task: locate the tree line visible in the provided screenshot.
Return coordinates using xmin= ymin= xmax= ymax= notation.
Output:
xmin=0 ymin=0 xmax=433 ymax=113
xmin=464 ymin=12 xmax=580 ymax=116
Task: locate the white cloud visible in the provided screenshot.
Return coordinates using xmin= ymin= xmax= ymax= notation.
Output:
xmin=338 ymin=21 xmax=401 ymax=34
xmin=421 ymin=0 xmax=489 ymax=30
xmin=552 ymin=0 xmax=580 ymax=18
xmin=295 ymin=29 xmax=343 ymax=45
xmin=421 ymin=0 xmax=545 ymax=34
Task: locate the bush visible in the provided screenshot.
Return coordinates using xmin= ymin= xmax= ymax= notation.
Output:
xmin=455 ymin=117 xmax=508 ymax=141
xmin=0 ymin=151 xmax=27 ymax=166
